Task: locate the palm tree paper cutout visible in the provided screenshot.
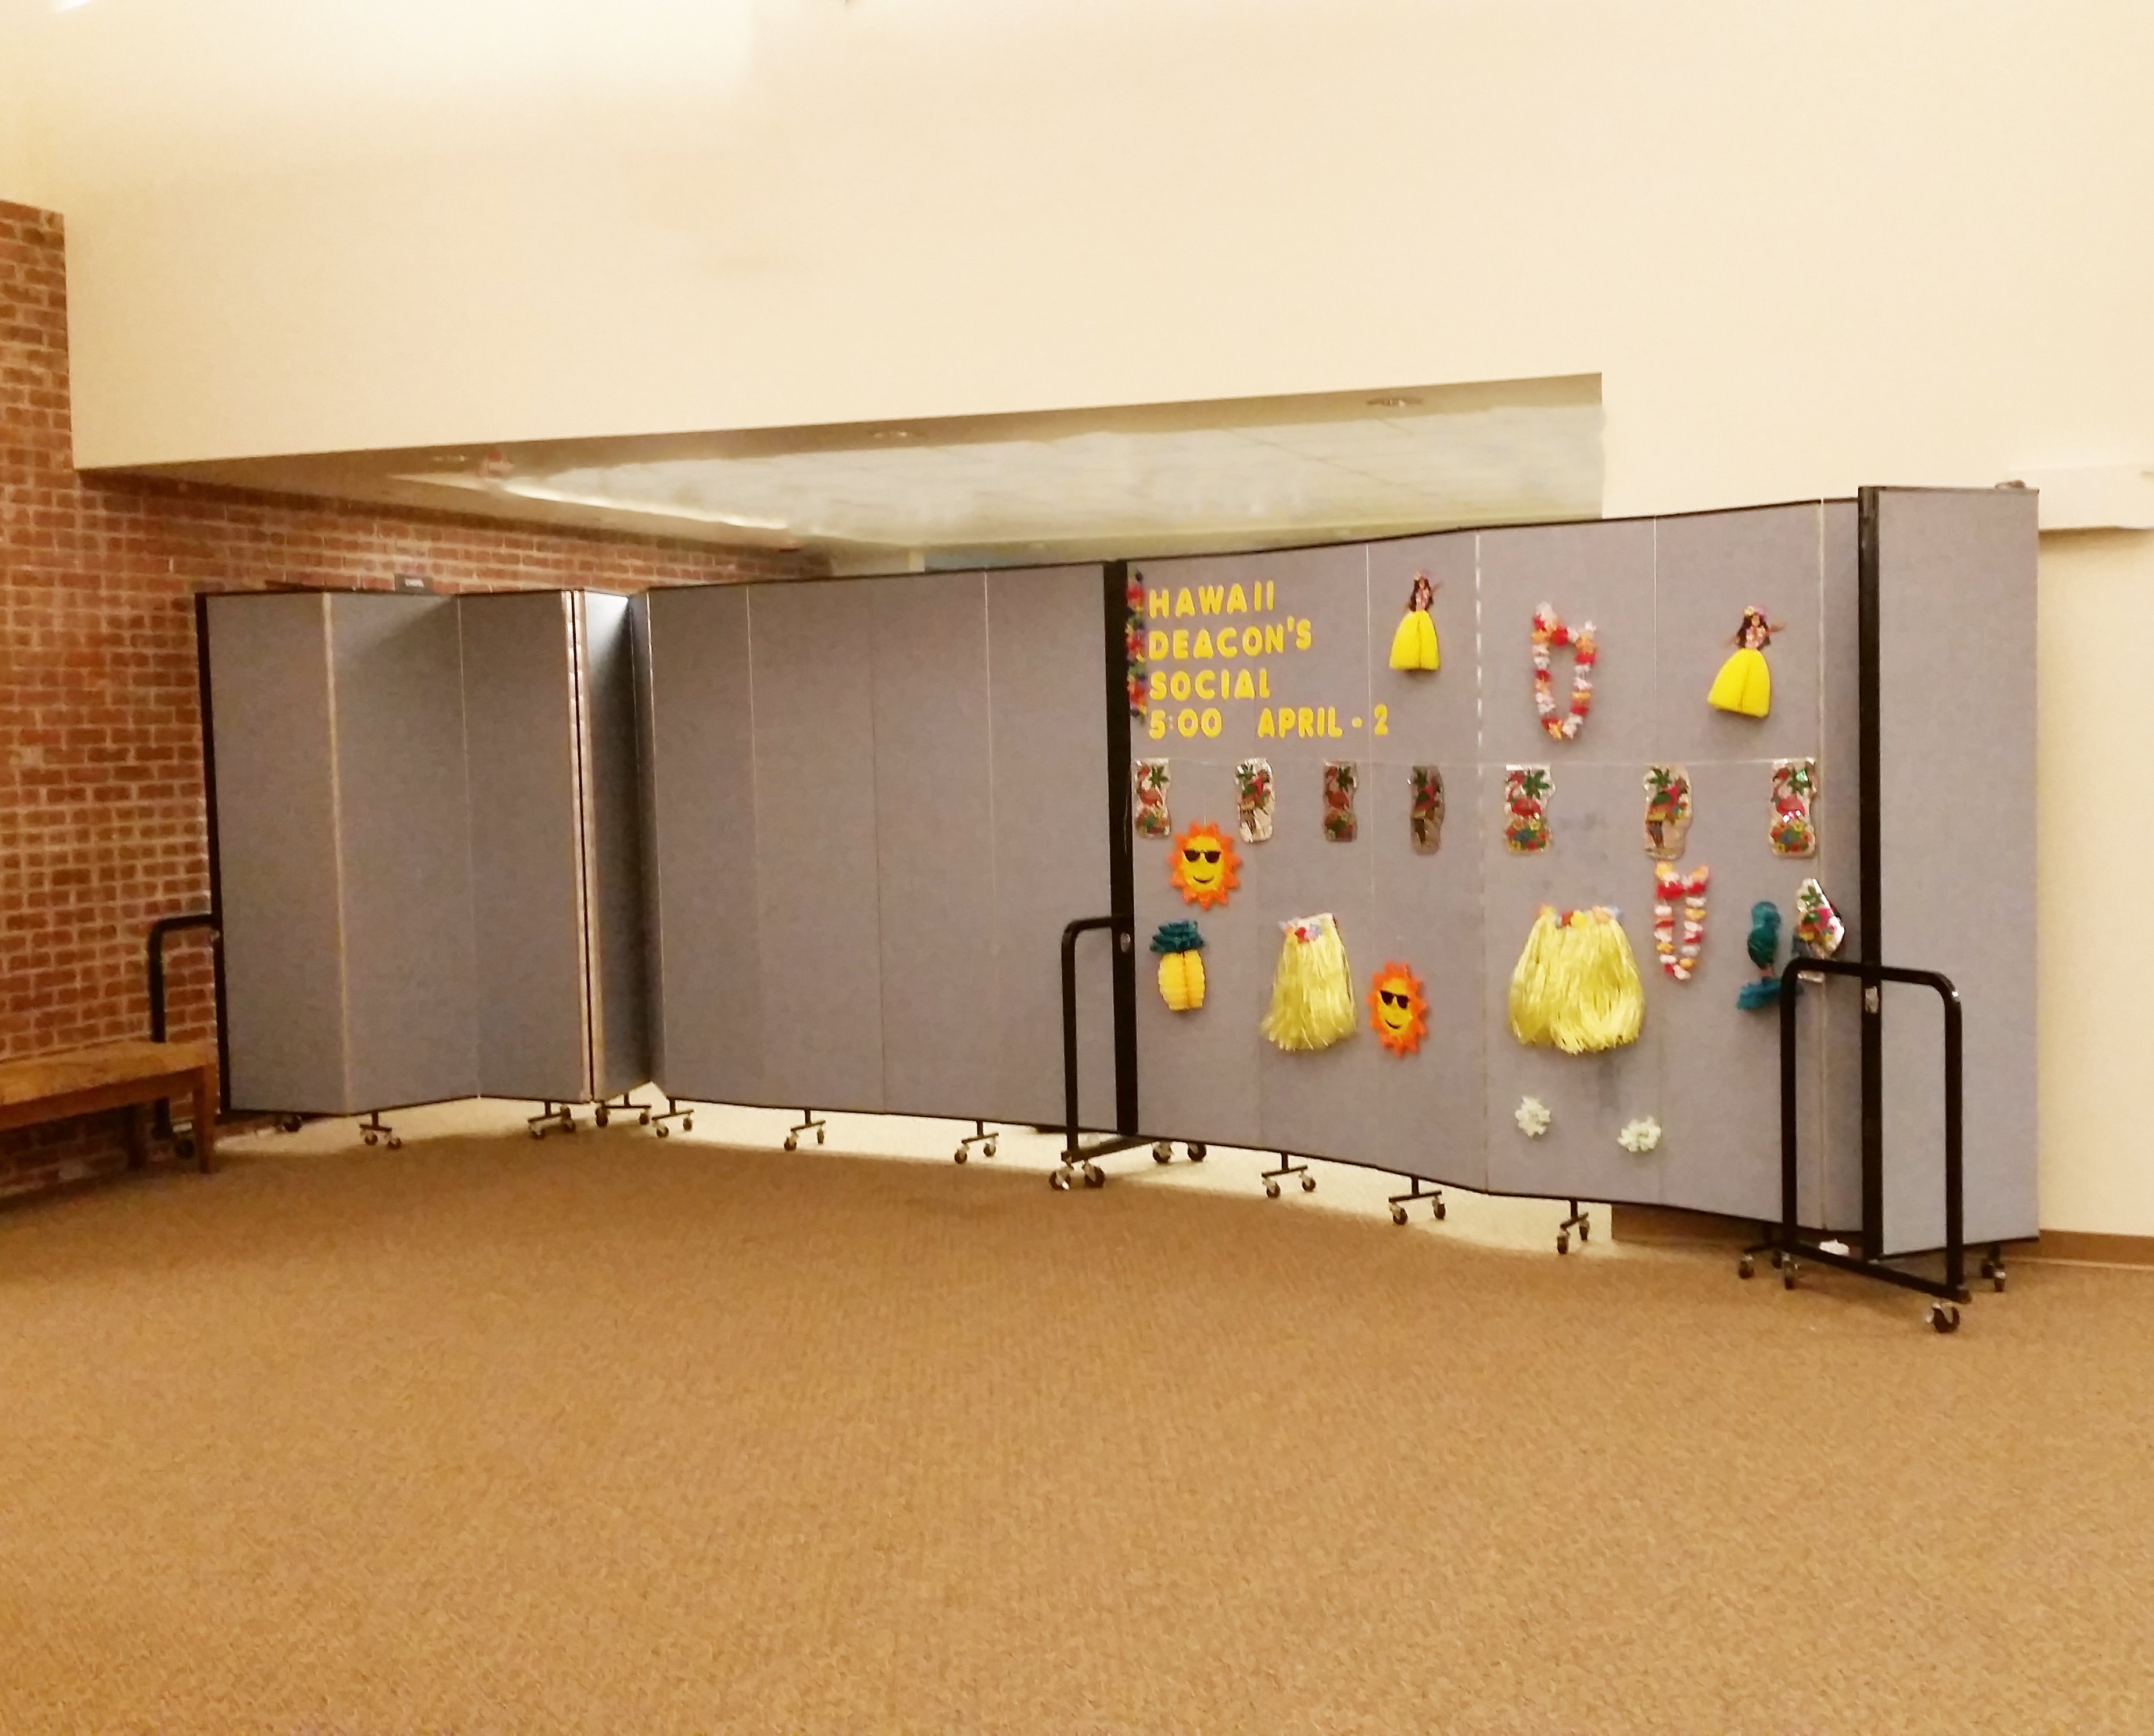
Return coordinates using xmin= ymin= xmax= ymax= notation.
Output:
xmin=1642 ymin=764 xmax=1693 ymax=860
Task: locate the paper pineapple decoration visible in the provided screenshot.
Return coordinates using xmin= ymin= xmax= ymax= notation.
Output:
xmin=1151 ymin=921 xmax=1207 ymax=1012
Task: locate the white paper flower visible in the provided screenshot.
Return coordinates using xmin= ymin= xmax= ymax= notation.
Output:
xmin=1514 ymin=1096 xmax=1551 ymax=1138
xmin=1617 ymin=1116 xmax=1662 ymax=1154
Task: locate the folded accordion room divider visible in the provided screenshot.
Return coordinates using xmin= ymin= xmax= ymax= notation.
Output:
xmin=202 ymin=589 xmax=647 ymax=1116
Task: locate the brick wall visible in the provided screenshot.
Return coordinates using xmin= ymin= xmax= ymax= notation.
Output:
xmin=1 ymin=199 xmax=818 ymax=1197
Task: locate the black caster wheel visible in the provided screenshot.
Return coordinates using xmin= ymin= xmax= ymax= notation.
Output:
xmin=655 ymin=1124 xmax=670 ymax=1139
xmin=1153 ymin=1142 xmax=1173 ymax=1163
xmin=1189 ymin=1143 xmax=1207 ymax=1163
xmin=1390 ymin=1205 xmax=1408 ymax=1226
xmin=1930 ymin=1303 xmax=1962 ymax=1334
xmin=363 ymin=1132 xmax=378 ymax=1147
xmin=1782 ymin=1260 xmax=1798 ymax=1290
xmin=1992 ymin=1272 xmax=2007 ymax=1293
xmin=595 ymin=1106 xmax=610 ymax=1128
xmin=682 ymin=1116 xmax=693 ymax=1132
xmin=1738 ymin=1255 xmax=1755 ymax=1279
xmin=783 ymin=1134 xmax=797 ymax=1152
xmin=278 ymin=1114 xmax=303 ymax=1134
xmin=175 ymin=1136 xmax=196 ymax=1161
xmin=1556 ymin=1231 xmax=1569 ymax=1255
xmin=1300 ymin=1174 xmax=1316 ymax=1193
xmin=1578 ymin=1219 xmax=1590 ymax=1243
xmin=983 ymin=1139 xmax=997 ymax=1158
xmin=1049 ymin=1168 xmax=1072 ymax=1192
xmin=388 ymin=1136 xmax=402 ymax=1150
xmin=954 ymin=1146 xmax=968 ymax=1164
xmin=815 ymin=1127 xmax=825 ymax=1146
xmin=1083 ymin=1163 xmax=1105 ymax=1189
xmin=639 ymin=1110 xmax=651 ymax=1126
xmin=1434 ymin=1201 xmax=1447 ymax=1220
xmin=1769 ymin=1249 xmax=1784 ymax=1269
xmin=1265 ymin=1181 xmax=1281 ymax=1199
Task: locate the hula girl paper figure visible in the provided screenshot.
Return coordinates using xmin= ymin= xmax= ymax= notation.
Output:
xmin=1707 ymin=606 xmax=1782 ymax=718
xmin=1387 ymin=573 xmax=1440 ymax=672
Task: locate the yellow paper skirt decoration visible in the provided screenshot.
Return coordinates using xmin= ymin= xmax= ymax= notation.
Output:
xmin=1706 ymin=646 xmax=1770 ymax=717
xmin=1388 ymin=607 xmax=1439 ymax=672
xmin=1507 ymin=906 xmax=1645 ymax=1055
xmin=1261 ymin=913 xmax=1357 ymax=1052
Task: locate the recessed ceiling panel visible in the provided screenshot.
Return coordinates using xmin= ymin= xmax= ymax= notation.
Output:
xmin=121 ymin=375 xmax=1601 ymax=569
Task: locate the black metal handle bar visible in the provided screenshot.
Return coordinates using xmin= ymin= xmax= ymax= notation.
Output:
xmin=147 ymin=912 xmax=220 ymax=1043
xmin=1779 ymin=954 xmax=1963 ymax=1297
xmin=1062 ymin=915 xmax=1128 ymax=1156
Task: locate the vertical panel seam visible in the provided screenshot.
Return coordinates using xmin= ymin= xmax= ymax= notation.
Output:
xmin=980 ymin=572 xmax=1000 ymax=1116
xmin=1474 ymin=532 xmax=1490 ymax=1193
xmin=322 ymin=594 xmax=354 ymax=1114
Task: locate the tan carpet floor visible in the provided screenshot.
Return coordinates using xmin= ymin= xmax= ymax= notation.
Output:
xmin=2 ymin=1131 xmax=2149 ymax=1734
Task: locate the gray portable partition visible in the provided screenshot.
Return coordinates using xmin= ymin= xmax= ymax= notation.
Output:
xmin=205 ymin=589 xmax=647 ymax=1116
xmin=203 ymin=494 xmax=2031 ymax=1242
xmin=1127 ymin=496 xmax=2032 ymax=1238
xmin=1866 ymin=486 xmax=2038 ymax=1252
xmin=637 ymin=566 xmax=1117 ymax=1129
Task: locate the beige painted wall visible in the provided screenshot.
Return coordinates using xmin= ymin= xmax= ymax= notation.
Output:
xmin=2035 ymin=532 xmax=2154 ymax=1235
xmin=6 ymin=0 xmax=2151 ymax=1229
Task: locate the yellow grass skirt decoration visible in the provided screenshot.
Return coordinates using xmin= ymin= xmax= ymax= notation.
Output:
xmin=1507 ymin=906 xmax=1645 ymax=1055
xmin=1261 ymin=914 xmax=1357 ymax=1052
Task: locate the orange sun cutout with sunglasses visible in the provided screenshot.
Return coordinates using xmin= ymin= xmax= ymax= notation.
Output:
xmin=1169 ymin=821 xmax=1241 ymax=911
xmin=1368 ymin=961 xmax=1428 ymax=1056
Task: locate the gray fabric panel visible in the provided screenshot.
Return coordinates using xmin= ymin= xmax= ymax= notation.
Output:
xmin=1129 ymin=544 xmax=1375 ymax=1149
xmin=1131 ymin=756 xmax=1264 ymax=1146
xmin=327 ymin=594 xmax=480 ymax=1110
xmin=1644 ymin=758 xmax=1812 ymax=1221
xmin=1364 ymin=534 xmax=1487 ymax=1182
xmin=459 ymin=591 xmax=589 ymax=1103
xmin=205 ymin=594 xmax=352 ymax=1114
xmin=1479 ymin=760 xmax=1668 ymax=1204
xmin=641 ymin=585 xmax=764 ymax=1104
xmin=579 ymin=593 xmax=651 ymax=1097
xmin=1479 ymin=519 xmax=1658 ymax=769
xmin=1875 ymin=488 xmax=2039 ymax=1249
xmin=1815 ymin=501 xmax=1865 ymax=1229
xmin=1361 ymin=758 xmax=1488 ymax=1186
xmin=749 ymin=582 xmax=886 ymax=1112
xmin=1244 ymin=543 xmax=1379 ymax=1162
xmin=1250 ymin=765 xmax=1381 ymax=1163
xmin=1648 ymin=505 xmax=1829 ymax=1222
xmin=872 ymin=573 xmax=999 ymax=1117
xmin=987 ymin=565 xmax=1114 ymax=1128
xmin=1478 ymin=521 xmax=1666 ymax=1206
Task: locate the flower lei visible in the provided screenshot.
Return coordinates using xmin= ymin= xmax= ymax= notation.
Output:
xmin=1651 ymin=863 xmax=1709 ymax=981
xmin=1531 ymin=603 xmax=1597 ymax=741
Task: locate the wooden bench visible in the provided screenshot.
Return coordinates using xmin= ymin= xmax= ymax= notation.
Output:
xmin=0 ymin=1041 xmax=220 ymax=1174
